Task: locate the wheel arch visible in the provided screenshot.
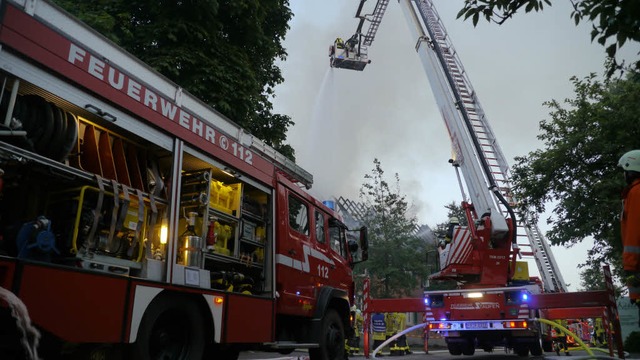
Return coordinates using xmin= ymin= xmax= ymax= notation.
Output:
xmin=128 ymin=286 xmax=217 ymax=344
xmin=311 ymin=286 xmax=351 ymax=341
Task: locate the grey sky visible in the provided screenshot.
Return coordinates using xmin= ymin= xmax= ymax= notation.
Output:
xmin=272 ymin=0 xmax=640 ymax=291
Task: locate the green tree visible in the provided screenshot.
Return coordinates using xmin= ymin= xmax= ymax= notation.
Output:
xmin=577 ymin=262 xmax=624 ymax=296
xmin=457 ymin=0 xmax=640 ymax=76
xmin=357 ymin=159 xmax=428 ymax=298
xmin=510 ymin=71 xmax=640 ymax=280
xmin=423 ymin=202 xmax=464 ymax=290
xmin=431 ymin=201 xmax=468 ymax=240
xmin=52 ymin=0 xmax=295 ymax=158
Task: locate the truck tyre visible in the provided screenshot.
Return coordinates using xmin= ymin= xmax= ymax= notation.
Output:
xmin=132 ymin=294 xmax=205 ymax=360
xmin=447 ymin=343 xmax=462 ymax=356
xmin=461 ymin=340 xmax=475 ymax=356
xmin=514 ymin=344 xmax=529 ymax=357
xmin=530 ymin=340 xmax=543 ymax=356
xmin=309 ymin=309 xmax=345 ymax=360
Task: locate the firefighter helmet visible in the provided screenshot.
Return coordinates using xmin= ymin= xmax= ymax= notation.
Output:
xmin=449 ymin=216 xmax=459 ymax=224
xmin=618 ymin=150 xmax=640 ymax=172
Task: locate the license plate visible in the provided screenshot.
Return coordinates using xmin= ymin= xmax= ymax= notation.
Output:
xmin=465 ymin=322 xmax=488 ymax=329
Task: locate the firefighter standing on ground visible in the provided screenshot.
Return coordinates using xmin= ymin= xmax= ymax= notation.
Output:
xmin=388 ymin=312 xmax=412 ymax=355
xmin=346 ymin=306 xmax=362 ymax=355
xmin=386 ymin=313 xmax=400 ymax=355
xmin=619 ymin=150 xmax=640 ymax=311
xmin=372 ymin=312 xmax=387 ymax=356
xmin=551 ymin=320 xmax=571 ymax=356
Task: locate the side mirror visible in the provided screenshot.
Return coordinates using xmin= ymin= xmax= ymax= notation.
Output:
xmin=348 ymin=239 xmax=359 ymax=253
xmin=346 ymin=226 xmax=369 ymax=265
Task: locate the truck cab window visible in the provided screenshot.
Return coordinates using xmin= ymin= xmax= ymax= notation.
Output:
xmin=329 ymin=225 xmax=345 ymax=258
xmin=315 ymin=211 xmax=325 ymax=243
xmin=288 ymin=194 xmax=309 ymax=235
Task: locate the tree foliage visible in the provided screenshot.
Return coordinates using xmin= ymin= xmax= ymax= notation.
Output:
xmin=431 ymin=201 xmax=468 ymax=239
xmin=423 ymin=202 xmax=465 ymax=290
xmin=577 ymin=261 xmax=624 ymax=296
xmin=511 ymin=71 xmax=640 ymax=279
xmin=357 ymin=159 xmax=428 ymax=298
xmin=52 ymin=0 xmax=295 ymax=158
xmin=457 ymin=0 xmax=640 ymax=77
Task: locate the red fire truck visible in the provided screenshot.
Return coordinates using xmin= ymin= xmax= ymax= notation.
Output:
xmin=334 ymin=0 xmax=624 ymax=358
xmin=0 ymin=0 xmax=368 ymax=358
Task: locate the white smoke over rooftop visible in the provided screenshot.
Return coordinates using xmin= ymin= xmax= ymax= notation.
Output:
xmin=273 ymin=0 xmax=640 ymax=290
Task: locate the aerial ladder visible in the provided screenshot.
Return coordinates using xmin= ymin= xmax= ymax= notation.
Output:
xmin=332 ymin=0 xmax=625 ymax=357
xmin=331 ymin=0 xmax=565 ymax=293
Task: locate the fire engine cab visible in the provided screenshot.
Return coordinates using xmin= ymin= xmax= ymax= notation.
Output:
xmin=0 ymin=0 xmax=368 ymax=358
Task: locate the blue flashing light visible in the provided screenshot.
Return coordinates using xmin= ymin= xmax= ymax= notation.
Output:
xmin=296 ymin=291 xmax=300 ymax=296
xmin=424 ymin=297 xmax=430 ymax=306
xmin=522 ymin=293 xmax=529 ymax=301
xmin=322 ymin=200 xmax=335 ymax=210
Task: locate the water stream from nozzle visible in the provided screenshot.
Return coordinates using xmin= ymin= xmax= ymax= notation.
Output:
xmin=299 ymin=68 xmax=339 ymax=199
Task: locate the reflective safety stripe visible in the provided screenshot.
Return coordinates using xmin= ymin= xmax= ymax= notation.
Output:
xmin=275 ymin=244 xmax=335 ymax=273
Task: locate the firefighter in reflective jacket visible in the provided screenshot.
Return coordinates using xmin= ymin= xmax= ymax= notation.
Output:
xmin=387 ymin=313 xmax=400 ymax=355
xmin=619 ymin=150 xmax=640 ymax=309
xmin=445 ymin=217 xmax=459 ymax=244
xmin=346 ymin=306 xmax=362 ymax=355
xmin=372 ymin=312 xmax=387 ymax=356
xmin=551 ymin=320 xmax=571 ymax=356
xmin=591 ymin=318 xmax=606 ymax=347
xmin=388 ymin=312 xmax=411 ymax=355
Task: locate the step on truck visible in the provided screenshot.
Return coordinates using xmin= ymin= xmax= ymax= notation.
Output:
xmin=0 ymin=0 xmax=368 ymax=358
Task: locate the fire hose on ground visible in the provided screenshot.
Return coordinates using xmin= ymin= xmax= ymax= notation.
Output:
xmin=370 ymin=322 xmax=426 ymax=358
xmin=368 ymin=318 xmax=627 ymax=359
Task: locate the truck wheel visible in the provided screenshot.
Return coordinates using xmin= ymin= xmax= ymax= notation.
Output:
xmin=530 ymin=340 xmax=543 ymax=356
xmin=447 ymin=343 xmax=462 ymax=356
xmin=461 ymin=340 xmax=475 ymax=356
xmin=309 ymin=309 xmax=345 ymax=360
xmin=132 ymin=294 xmax=205 ymax=360
xmin=514 ymin=344 xmax=529 ymax=357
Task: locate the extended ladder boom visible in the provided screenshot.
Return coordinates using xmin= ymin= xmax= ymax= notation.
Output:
xmin=360 ymin=0 xmax=391 ymax=46
xmin=396 ymin=0 xmax=566 ymax=292
xmin=328 ymin=0 xmax=390 ymax=71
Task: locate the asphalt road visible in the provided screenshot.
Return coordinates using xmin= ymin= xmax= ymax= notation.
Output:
xmin=238 ymin=348 xmax=632 ymax=360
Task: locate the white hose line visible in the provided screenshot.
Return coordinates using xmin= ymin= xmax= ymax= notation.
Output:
xmin=371 ymin=323 xmax=426 ymax=358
